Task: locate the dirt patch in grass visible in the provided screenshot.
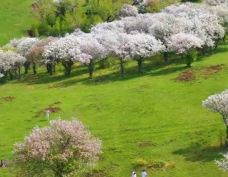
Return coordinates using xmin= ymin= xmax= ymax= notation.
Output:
xmin=34 ymin=101 xmax=61 ymax=117
xmin=175 ymin=64 xmax=224 ymax=82
xmin=176 ymin=69 xmax=195 ymax=82
xmin=0 ymin=96 xmax=16 ymax=102
xmin=84 ymin=169 xmax=109 ymax=177
xmin=200 ymin=64 xmax=224 ymax=78
xmin=138 ymin=141 xmax=156 ymax=148
xmin=132 ymin=158 xmax=175 ymax=171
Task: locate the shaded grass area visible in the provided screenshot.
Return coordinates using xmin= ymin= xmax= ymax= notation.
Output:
xmin=0 ymin=43 xmax=228 ymax=176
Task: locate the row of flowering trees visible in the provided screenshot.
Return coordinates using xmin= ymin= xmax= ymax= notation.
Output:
xmin=0 ymin=0 xmax=227 ymax=80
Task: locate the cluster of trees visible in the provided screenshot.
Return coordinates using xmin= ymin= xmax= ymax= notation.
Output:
xmin=14 ymin=119 xmax=102 ymax=177
xmin=0 ymin=0 xmax=227 ymax=81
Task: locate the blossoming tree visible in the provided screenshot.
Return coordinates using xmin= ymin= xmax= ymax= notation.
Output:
xmin=0 ymin=50 xmax=26 ymax=80
xmin=203 ymin=90 xmax=228 ymax=145
xmin=14 ymin=119 xmax=102 ymax=177
xmin=166 ymin=32 xmax=203 ymax=67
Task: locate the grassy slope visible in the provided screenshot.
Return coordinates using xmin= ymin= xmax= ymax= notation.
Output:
xmin=0 ymin=42 xmax=228 ymax=177
xmin=0 ymin=0 xmax=34 ymax=45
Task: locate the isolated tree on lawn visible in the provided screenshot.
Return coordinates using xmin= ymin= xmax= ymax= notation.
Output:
xmin=166 ymin=32 xmax=203 ymax=67
xmin=203 ymin=90 xmax=228 ymax=145
xmin=14 ymin=119 xmax=102 ymax=177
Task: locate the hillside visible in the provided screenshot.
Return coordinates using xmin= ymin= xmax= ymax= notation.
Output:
xmin=1 ymin=0 xmax=228 ymax=177
xmin=0 ymin=0 xmax=180 ymax=45
xmin=0 ymin=0 xmax=34 ymax=45
xmin=0 ymin=42 xmax=228 ymax=176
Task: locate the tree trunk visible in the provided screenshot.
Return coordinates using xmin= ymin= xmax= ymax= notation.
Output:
xmin=163 ymin=52 xmax=168 ymax=64
xmin=120 ymin=58 xmax=124 ymax=77
xmin=9 ymin=71 xmax=13 ymax=80
xmin=137 ymin=58 xmax=143 ymax=73
xmin=223 ymin=124 xmax=228 ymax=147
xmin=24 ymin=61 xmax=30 ymax=74
xmin=88 ymin=61 xmax=94 ymax=79
xmin=62 ymin=60 xmax=73 ymax=76
xmin=32 ymin=63 xmax=37 ymax=74
xmin=47 ymin=63 xmax=55 ymax=75
xmin=17 ymin=66 xmax=21 ymax=80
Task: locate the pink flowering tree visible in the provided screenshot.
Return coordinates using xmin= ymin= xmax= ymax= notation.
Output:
xmin=203 ymin=90 xmax=228 ymax=145
xmin=14 ymin=119 xmax=102 ymax=177
xmin=26 ymin=37 xmax=57 ymax=74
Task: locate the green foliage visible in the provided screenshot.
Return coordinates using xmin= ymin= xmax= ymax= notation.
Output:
xmin=31 ymin=0 xmax=79 ymax=36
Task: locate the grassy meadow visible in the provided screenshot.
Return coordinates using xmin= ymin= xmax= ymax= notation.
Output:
xmin=0 ymin=42 xmax=228 ymax=176
xmin=1 ymin=0 xmax=228 ymax=176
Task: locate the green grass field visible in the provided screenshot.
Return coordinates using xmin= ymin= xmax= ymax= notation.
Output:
xmin=0 ymin=42 xmax=228 ymax=177
xmin=1 ymin=0 xmax=228 ymax=176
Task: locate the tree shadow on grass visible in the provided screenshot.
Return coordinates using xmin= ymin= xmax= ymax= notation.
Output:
xmin=54 ymin=62 xmax=187 ymax=87
xmin=18 ymin=66 xmax=88 ymax=85
xmin=173 ymin=143 xmax=226 ymax=162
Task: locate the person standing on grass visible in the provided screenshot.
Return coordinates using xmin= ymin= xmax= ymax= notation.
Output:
xmin=142 ymin=169 xmax=148 ymax=177
xmin=132 ymin=171 xmax=137 ymax=177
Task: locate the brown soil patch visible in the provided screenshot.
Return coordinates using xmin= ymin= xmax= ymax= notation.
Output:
xmin=84 ymin=169 xmax=108 ymax=177
xmin=34 ymin=101 xmax=61 ymax=117
xmin=200 ymin=64 xmax=224 ymax=78
xmin=0 ymin=96 xmax=16 ymax=102
xmin=176 ymin=69 xmax=195 ymax=82
xmin=138 ymin=141 xmax=155 ymax=148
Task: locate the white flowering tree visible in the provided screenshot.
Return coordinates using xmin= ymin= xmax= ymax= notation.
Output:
xmin=216 ymin=153 xmax=228 ymax=171
xmin=0 ymin=50 xmax=26 ymax=80
xmin=163 ymin=3 xmax=225 ymax=51
xmin=203 ymin=90 xmax=228 ymax=145
xmin=9 ymin=37 xmax=39 ymax=74
xmin=69 ymin=33 xmax=107 ymax=78
xmin=127 ymin=32 xmax=165 ymax=73
xmin=119 ymin=4 xmax=138 ymax=17
xmin=166 ymin=33 xmax=203 ymax=67
xmin=205 ymin=0 xmax=228 ymax=36
xmin=43 ymin=35 xmax=78 ymax=76
xmin=14 ymin=119 xmax=102 ymax=177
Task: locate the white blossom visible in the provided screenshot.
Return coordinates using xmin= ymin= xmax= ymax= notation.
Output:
xmin=119 ymin=4 xmax=138 ymax=17
xmin=166 ymin=32 xmax=203 ymax=54
xmin=215 ymin=153 xmax=228 ymax=171
xmin=203 ymin=90 xmax=228 ymax=122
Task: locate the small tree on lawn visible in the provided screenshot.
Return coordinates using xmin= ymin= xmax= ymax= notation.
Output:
xmin=14 ymin=119 xmax=102 ymax=177
xmin=203 ymin=90 xmax=228 ymax=146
